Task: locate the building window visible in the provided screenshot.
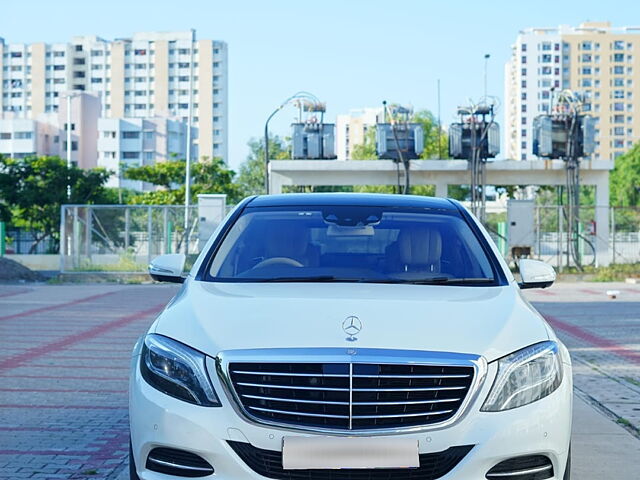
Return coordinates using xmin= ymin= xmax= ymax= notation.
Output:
xmin=582 ymin=67 xmax=592 ymax=75
xmin=143 ymin=151 xmax=154 ymax=161
xmin=582 ymin=78 xmax=592 ymax=87
xmin=178 ymin=76 xmax=189 ymax=82
xmin=134 ymin=104 xmax=146 ymax=110
xmin=14 ymin=131 xmax=33 ymax=139
xmin=521 ymin=68 xmax=527 ymax=76
xmin=75 ymin=45 xmax=83 ymax=52
xmin=91 ymin=78 xmax=103 ymax=83
xmin=614 ymin=127 xmax=624 ymax=135
xmin=541 ymin=66 xmax=552 ymax=75
xmin=178 ymin=62 xmax=190 ymax=68
xmin=614 ymin=115 xmax=624 ymax=123
xmin=521 ymin=44 xmax=527 ymax=52
xmin=62 ymin=141 xmax=78 ymax=151
xmin=135 ymin=64 xmax=146 ymax=69
xmin=53 ymin=51 xmax=65 ymax=57
xmin=178 ymin=48 xmax=190 ymax=55
xmin=134 ymin=49 xmax=147 ymax=56
xmin=614 ymin=53 xmax=624 ymax=62
xmin=542 ymin=43 xmax=552 ymax=51
xmin=122 ymin=131 xmax=140 ymax=139
xmin=0 ymin=133 xmax=12 ymax=140
xmin=581 ymin=41 xmax=592 ymax=50
xmin=614 ymin=102 xmax=625 ymax=111
xmin=91 ymin=50 xmax=104 ymax=56
xmin=614 ymin=40 xmax=625 ymax=50
xmin=103 ymin=131 xmax=116 ymax=138
xmin=143 ymin=131 xmax=154 ymax=141
xmin=73 ymin=71 xmax=85 ymax=78
xmin=581 ymin=54 xmax=592 ymax=62
xmin=122 ymin=151 xmax=140 ymax=159
xmin=541 ymin=54 xmax=552 ymax=63
xmin=73 ymin=57 xmax=85 ymax=65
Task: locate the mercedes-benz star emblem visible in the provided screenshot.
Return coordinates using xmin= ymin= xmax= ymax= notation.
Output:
xmin=342 ymin=316 xmax=362 ymax=342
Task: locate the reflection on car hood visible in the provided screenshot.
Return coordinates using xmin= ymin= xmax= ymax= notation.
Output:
xmin=154 ymin=281 xmax=550 ymax=363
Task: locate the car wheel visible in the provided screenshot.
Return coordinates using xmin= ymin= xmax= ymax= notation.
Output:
xmin=129 ymin=440 xmax=140 ymax=480
xmin=563 ymin=444 xmax=571 ymax=480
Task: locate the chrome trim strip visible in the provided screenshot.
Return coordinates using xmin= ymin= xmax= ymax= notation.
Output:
xmin=352 ymin=410 xmax=453 ymax=419
xmin=486 ymin=464 xmax=553 ymax=477
xmin=354 ymin=398 xmax=461 ymax=405
xmin=236 ymin=382 xmax=349 ymax=392
xmin=353 ymin=386 xmax=466 ymax=392
xmin=234 ymin=370 xmax=349 ymax=378
xmin=348 ymin=362 xmax=353 ymax=430
xmin=233 ymin=370 xmax=469 ymax=380
xmin=215 ymin=347 xmax=488 ymax=436
xmin=248 ymin=406 xmax=349 ymax=419
xmin=242 ymin=394 xmax=349 ymax=406
xmin=146 ymin=457 xmax=213 ymax=473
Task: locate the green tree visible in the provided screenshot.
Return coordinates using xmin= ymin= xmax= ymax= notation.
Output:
xmin=0 ymin=155 xmax=112 ymax=252
xmin=236 ymin=136 xmax=290 ymax=197
xmin=611 ymin=142 xmax=640 ymax=206
xmin=124 ymin=157 xmax=241 ymax=205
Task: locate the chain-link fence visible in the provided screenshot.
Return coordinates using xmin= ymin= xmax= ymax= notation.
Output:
xmin=487 ymin=205 xmax=640 ymax=268
xmin=60 ymin=205 xmax=200 ymax=273
xmin=58 ymin=203 xmax=639 ymax=273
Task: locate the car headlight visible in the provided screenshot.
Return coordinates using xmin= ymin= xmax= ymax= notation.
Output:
xmin=140 ymin=334 xmax=220 ymax=406
xmin=481 ymin=341 xmax=562 ymax=412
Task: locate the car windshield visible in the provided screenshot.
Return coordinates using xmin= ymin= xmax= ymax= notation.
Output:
xmin=207 ymin=206 xmax=497 ymax=285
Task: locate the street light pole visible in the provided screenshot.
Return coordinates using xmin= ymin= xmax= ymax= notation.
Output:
xmin=483 ymin=53 xmax=490 ymax=101
xmin=263 ymin=91 xmax=321 ymax=195
xmin=63 ymin=91 xmax=80 ymax=200
xmin=184 ymin=29 xmax=196 ymax=254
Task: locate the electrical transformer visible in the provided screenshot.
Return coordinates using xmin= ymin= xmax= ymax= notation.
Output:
xmin=291 ymin=123 xmax=336 ymax=159
xmin=449 ymin=122 xmax=500 ymax=159
xmin=376 ymin=123 xmax=424 ymax=160
xmin=532 ymin=115 xmax=596 ymax=159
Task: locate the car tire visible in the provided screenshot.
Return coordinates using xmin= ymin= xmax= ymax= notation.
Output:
xmin=129 ymin=440 xmax=140 ymax=480
xmin=563 ymin=444 xmax=571 ymax=479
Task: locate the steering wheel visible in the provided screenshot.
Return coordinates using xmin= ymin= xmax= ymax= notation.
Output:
xmin=252 ymin=257 xmax=303 ymax=269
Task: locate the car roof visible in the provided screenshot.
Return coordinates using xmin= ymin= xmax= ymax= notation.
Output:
xmin=247 ymin=193 xmax=458 ymax=210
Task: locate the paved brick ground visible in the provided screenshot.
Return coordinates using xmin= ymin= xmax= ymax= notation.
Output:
xmin=525 ymin=282 xmax=640 ymax=434
xmin=0 ymin=282 xmax=638 ymax=479
xmin=0 ymin=284 xmax=178 ymax=480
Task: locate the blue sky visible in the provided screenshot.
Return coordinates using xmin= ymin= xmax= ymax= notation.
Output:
xmin=2 ymin=0 xmax=636 ymax=169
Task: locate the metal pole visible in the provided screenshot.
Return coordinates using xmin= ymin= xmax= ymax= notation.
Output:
xmin=437 ymin=79 xmax=442 ymax=159
xmin=264 ymin=121 xmax=270 ymax=194
xmin=59 ymin=206 xmax=66 ymax=272
xmin=124 ymin=207 xmax=130 ymax=251
xmin=610 ymin=207 xmax=616 ymax=264
xmin=0 ymin=221 xmax=5 ymax=257
xmin=148 ymin=206 xmax=153 ymax=267
xmin=483 ymin=54 xmax=490 ymax=101
xmin=184 ymin=29 xmax=195 ymax=254
xmin=66 ymin=94 xmax=72 ymax=200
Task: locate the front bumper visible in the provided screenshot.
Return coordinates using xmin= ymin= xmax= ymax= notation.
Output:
xmin=129 ymin=353 xmax=573 ymax=480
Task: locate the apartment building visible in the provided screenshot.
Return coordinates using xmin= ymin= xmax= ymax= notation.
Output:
xmin=504 ymin=22 xmax=640 ymax=161
xmin=98 ymin=118 xmax=192 ymax=190
xmin=0 ymin=31 xmax=227 ymax=163
xmin=335 ymin=108 xmax=383 ymax=160
xmin=0 ymin=91 xmax=100 ymax=168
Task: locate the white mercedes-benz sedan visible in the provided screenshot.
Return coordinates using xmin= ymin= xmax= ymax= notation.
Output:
xmin=129 ymin=193 xmax=572 ymax=480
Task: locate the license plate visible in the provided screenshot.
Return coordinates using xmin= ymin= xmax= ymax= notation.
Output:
xmin=282 ymin=436 xmax=419 ymax=470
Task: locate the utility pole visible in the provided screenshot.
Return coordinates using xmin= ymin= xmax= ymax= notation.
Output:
xmin=63 ymin=91 xmax=81 ymax=200
xmin=184 ymin=28 xmax=196 ymax=255
xmin=483 ymin=54 xmax=490 ymax=101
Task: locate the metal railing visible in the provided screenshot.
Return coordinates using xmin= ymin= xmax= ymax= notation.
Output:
xmin=59 ymin=205 xmax=199 ymax=273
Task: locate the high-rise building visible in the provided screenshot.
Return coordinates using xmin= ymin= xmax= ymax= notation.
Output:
xmin=504 ymin=22 xmax=640 ymax=161
xmin=335 ymin=108 xmax=383 ymax=160
xmin=0 ymin=31 xmax=228 ymax=163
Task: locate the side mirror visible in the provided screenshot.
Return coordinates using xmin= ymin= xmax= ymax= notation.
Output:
xmin=518 ymin=259 xmax=556 ymax=289
xmin=149 ymin=254 xmax=186 ymax=283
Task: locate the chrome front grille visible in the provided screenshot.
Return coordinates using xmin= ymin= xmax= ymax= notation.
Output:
xmin=223 ymin=350 xmax=480 ymax=432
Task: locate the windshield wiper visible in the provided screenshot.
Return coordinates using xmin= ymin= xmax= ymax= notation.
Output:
xmin=390 ymin=277 xmax=495 ymax=285
xmin=251 ymin=276 xmax=366 ymax=283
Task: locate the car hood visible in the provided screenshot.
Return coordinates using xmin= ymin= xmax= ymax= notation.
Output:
xmin=154 ymin=281 xmax=550 ymax=363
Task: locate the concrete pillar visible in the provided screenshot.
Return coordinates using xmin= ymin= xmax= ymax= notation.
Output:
xmin=435 ymin=182 xmax=448 ymax=198
xmin=594 ymin=174 xmax=611 ymax=267
xmin=269 ymin=172 xmax=287 ymax=195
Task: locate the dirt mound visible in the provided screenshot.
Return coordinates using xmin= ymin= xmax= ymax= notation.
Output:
xmin=0 ymin=257 xmax=46 ymax=282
